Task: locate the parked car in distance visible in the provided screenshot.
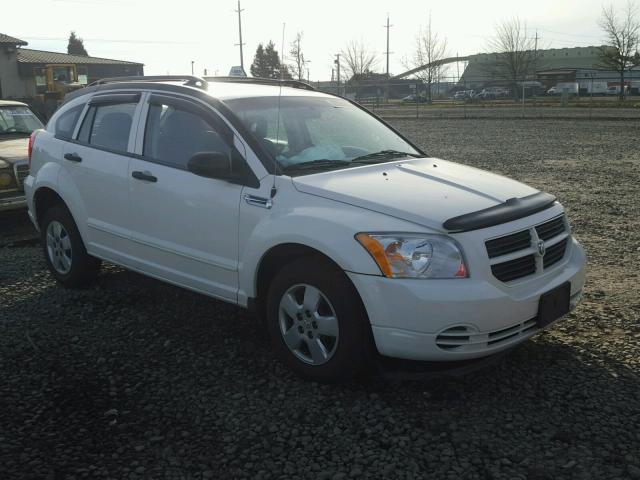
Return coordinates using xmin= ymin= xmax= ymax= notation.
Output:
xmin=581 ymin=81 xmax=608 ymax=96
xmin=475 ymin=87 xmax=510 ymax=100
xmin=25 ymin=76 xmax=586 ymax=382
xmin=547 ymin=82 xmax=579 ymax=96
xmin=605 ymin=85 xmax=629 ymax=96
xmin=401 ymin=94 xmax=427 ymax=103
xmin=0 ymin=100 xmax=44 ymax=211
xmin=453 ymin=90 xmax=474 ymax=100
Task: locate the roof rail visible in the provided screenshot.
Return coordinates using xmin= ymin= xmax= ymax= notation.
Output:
xmin=88 ymin=75 xmax=208 ymax=91
xmin=204 ymin=76 xmax=315 ymax=91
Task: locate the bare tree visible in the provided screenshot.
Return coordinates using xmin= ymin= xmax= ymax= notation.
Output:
xmin=340 ymin=40 xmax=378 ymax=80
xmin=487 ymin=17 xmax=539 ymax=100
xmin=403 ymin=13 xmax=448 ymax=102
xmin=289 ymin=32 xmax=307 ymax=81
xmin=598 ymin=1 xmax=640 ymax=100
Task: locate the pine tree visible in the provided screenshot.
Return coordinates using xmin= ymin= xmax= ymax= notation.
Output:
xmin=250 ymin=43 xmax=269 ymax=77
xmin=67 ymin=31 xmax=88 ymax=56
xmin=250 ymin=41 xmax=292 ymax=79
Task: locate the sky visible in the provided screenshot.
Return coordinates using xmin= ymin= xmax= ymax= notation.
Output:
xmin=4 ymin=0 xmax=618 ymax=81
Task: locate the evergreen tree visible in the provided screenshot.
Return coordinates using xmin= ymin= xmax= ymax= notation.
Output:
xmin=67 ymin=31 xmax=88 ymax=56
xmin=250 ymin=43 xmax=269 ymax=77
xmin=250 ymin=41 xmax=292 ymax=79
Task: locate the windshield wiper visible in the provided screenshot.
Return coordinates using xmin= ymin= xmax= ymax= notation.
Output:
xmin=281 ymin=159 xmax=350 ymax=173
xmin=350 ymin=150 xmax=422 ymax=164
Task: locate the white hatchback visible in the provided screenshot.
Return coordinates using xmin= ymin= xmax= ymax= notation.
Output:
xmin=25 ymin=76 xmax=586 ymax=382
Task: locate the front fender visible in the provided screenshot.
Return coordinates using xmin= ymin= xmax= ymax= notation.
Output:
xmin=237 ymin=190 xmax=430 ymax=303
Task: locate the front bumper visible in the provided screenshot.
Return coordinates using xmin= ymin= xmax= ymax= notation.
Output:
xmin=348 ymin=237 xmax=586 ymax=361
xmin=0 ymin=193 xmax=27 ymax=212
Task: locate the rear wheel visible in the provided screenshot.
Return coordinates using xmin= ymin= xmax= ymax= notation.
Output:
xmin=41 ymin=205 xmax=101 ymax=287
xmin=266 ymin=257 xmax=372 ymax=382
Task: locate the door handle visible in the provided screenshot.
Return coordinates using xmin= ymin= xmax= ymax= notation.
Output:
xmin=244 ymin=194 xmax=273 ymax=209
xmin=132 ymin=170 xmax=158 ymax=183
xmin=64 ymin=153 xmax=82 ymax=162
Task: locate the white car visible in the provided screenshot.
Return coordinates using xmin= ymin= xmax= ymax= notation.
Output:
xmin=25 ymin=76 xmax=586 ymax=382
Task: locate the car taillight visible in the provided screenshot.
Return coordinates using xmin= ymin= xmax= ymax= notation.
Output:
xmin=28 ymin=130 xmax=38 ymax=168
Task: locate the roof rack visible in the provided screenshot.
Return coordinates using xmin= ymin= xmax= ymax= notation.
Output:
xmin=204 ymin=76 xmax=316 ymax=91
xmin=88 ymin=75 xmax=208 ymax=91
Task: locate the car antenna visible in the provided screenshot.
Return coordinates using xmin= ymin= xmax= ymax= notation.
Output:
xmin=271 ymin=22 xmax=286 ymax=201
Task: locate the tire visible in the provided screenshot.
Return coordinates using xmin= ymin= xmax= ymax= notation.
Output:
xmin=266 ymin=256 xmax=373 ymax=382
xmin=40 ymin=204 xmax=101 ymax=287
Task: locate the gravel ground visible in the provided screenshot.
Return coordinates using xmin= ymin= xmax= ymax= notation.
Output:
xmin=1 ymin=118 xmax=639 ymax=480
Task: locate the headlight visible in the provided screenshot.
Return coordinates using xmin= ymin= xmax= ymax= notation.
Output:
xmin=0 ymin=170 xmax=15 ymax=188
xmin=355 ymin=233 xmax=467 ymax=279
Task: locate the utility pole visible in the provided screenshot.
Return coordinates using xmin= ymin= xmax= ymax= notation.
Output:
xmin=235 ymin=0 xmax=245 ymax=72
xmin=334 ymin=53 xmax=341 ymax=95
xmin=191 ymin=61 xmax=194 ymax=75
xmin=383 ymin=14 xmax=393 ymax=102
xmin=383 ymin=14 xmax=393 ymax=77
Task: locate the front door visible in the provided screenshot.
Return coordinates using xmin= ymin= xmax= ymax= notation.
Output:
xmin=127 ymin=94 xmax=243 ymax=301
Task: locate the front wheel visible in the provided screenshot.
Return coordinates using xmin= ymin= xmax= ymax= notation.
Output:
xmin=266 ymin=257 xmax=373 ymax=382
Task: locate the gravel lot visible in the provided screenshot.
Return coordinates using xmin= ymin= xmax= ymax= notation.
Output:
xmin=1 ymin=118 xmax=639 ymax=480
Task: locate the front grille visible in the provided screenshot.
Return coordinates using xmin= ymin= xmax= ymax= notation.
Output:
xmin=543 ymin=238 xmax=568 ymax=269
xmin=536 ymin=216 xmax=566 ymax=241
xmin=14 ymin=164 xmax=29 ymax=189
xmin=485 ymin=214 xmax=569 ymax=283
xmin=491 ymin=254 xmax=536 ymax=282
xmin=436 ymin=319 xmax=538 ymax=352
xmin=485 ymin=229 xmax=531 ymax=258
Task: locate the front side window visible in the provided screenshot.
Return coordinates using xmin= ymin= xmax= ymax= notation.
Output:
xmin=78 ymin=102 xmax=137 ymax=152
xmin=224 ymin=96 xmax=421 ymax=175
xmin=143 ymin=102 xmax=230 ymax=169
xmin=0 ymin=106 xmax=44 ymax=135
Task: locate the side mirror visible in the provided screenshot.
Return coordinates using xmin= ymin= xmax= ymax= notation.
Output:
xmin=187 ymin=152 xmax=233 ymax=179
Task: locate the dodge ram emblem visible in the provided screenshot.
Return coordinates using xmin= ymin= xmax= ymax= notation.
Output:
xmin=537 ymin=240 xmax=546 ymax=256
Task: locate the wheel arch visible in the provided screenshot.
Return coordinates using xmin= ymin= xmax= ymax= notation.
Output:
xmin=33 ymin=186 xmax=67 ymax=228
xmin=253 ymin=242 xmax=362 ymax=319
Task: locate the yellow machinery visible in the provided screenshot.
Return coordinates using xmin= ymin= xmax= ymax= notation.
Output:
xmin=33 ymin=64 xmax=87 ymax=117
xmin=34 ymin=64 xmax=85 ymax=102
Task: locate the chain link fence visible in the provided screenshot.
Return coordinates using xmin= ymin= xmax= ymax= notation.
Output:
xmin=315 ymin=75 xmax=640 ymax=120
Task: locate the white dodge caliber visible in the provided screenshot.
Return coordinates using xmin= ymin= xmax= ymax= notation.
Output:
xmin=25 ymin=76 xmax=586 ymax=382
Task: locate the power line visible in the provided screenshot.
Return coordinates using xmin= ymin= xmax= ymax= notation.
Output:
xmin=22 ymin=36 xmax=196 ymax=45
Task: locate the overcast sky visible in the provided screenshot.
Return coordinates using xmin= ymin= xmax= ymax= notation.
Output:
xmin=6 ymin=0 xmax=616 ymax=80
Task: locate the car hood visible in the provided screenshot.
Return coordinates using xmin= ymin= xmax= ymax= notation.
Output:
xmin=0 ymin=137 xmax=29 ymax=165
xmin=291 ymin=157 xmax=539 ymax=231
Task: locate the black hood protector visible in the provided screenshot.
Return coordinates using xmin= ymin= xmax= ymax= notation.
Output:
xmin=443 ymin=191 xmax=557 ymax=232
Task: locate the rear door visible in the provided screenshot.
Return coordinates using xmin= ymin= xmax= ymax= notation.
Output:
xmin=127 ymin=93 xmax=244 ymax=301
xmin=61 ymin=93 xmax=142 ymax=261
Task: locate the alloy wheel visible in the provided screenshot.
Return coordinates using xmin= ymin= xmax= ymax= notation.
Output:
xmin=278 ymin=283 xmax=339 ymax=365
xmin=46 ymin=220 xmax=73 ymax=274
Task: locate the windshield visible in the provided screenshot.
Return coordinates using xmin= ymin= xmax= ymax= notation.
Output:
xmin=224 ymin=96 xmax=422 ymax=175
xmin=0 ymin=106 xmax=44 ymax=135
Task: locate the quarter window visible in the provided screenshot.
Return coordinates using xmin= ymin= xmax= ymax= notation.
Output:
xmin=55 ymin=105 xmax=83 ymax=139
xmin=78 ymin=102 xmax=137 ymax=153
xmin=143 ymin=102 xmax=230 ymax=169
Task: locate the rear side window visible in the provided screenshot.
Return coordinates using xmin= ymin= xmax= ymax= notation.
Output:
xmin=143 ymin=102 xmax=229 ymax=169
xmin=78 ymin=102 xmax=137 ymax=153
xmin=55 ymin=105 xmax=83 ymax=139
